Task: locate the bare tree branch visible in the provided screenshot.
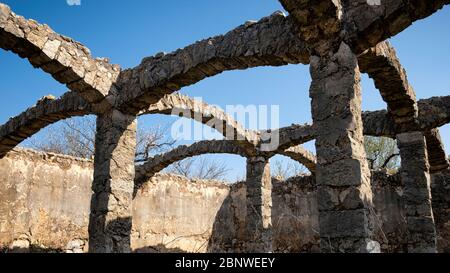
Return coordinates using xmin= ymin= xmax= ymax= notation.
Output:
xmin=381 ymin=153 xmax=400 ymax=169
xmin=28 ymin=116 xmax=232 ymax=181
xmin=364 ymin=136 xmax=400 ymax=171
xmin=135 ymin=124 xmax=176 ymax=162
xmin=165 ymin=157 xmax=230 ymax=181
xmin=272 ymin=159 xmax=308 ymax=180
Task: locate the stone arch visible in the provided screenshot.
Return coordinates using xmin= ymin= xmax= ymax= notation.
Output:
xmin=273 ymin=124 xmax=316 ymax=151
xmin=278 ymin=145 xmax=317 ymax=174
xmin=0 ymin=92 xmax=91 ymax=158
xmin=359 ymin=41 xmax=450 ymax=173
xmin=274 ymin=94 xmax=450 ymax=146
xmin=0 ymin=91 xmax=320 ymax=169
xmin=139 ymin=93 xmax=259 ymax=145
xmin=134 ymin=139 xmax=252 ymax=187
xmin=115 ymin=11 xmax=310 ymax=113
xmin=0 ymin=3 xmax=120 ymax=104
xmin=138 ymin=93 xmax=318 ymax=173
xmin=134 ymin=144 xmax=318 ymax=189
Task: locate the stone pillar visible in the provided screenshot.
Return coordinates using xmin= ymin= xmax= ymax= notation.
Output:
xmin=88 ymin=109 xmax=137 ymax=253
xmin=245 ymin=156 xmax=272 ymax=253
xmin=397 ymin=131 xmax=437 ymax=253
xmin=431 ymin=170 xmax=450 ymax=253
xmin=310 ymin=42 xmax=379 ymax=253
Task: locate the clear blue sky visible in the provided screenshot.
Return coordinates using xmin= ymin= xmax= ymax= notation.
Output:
xmin=1 ymin=1 xmax=449 ymax=181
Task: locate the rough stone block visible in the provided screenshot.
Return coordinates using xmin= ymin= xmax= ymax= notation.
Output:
xmin=316 ymin=159 xmax=368 ymax=187
xmin=319 ymin=209 xmax=370 ymax=238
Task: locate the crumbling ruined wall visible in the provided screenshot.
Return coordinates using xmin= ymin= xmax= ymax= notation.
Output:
xmin=271 ymin=176 xmax=320 ymax=253
xmin=431 ymin=170 xmax=450 ymax=253
xmin=371 ymin=172 xmax=407 ymax=253
xmin=0 ymin=148 xmax=92 ymax=253
xmin=0 ymin=148 xmax=233 ymax=253
xmin=0 ymin=149 xmax=448 ymax=253
xmin=132 ymin=175 xmax=231 ymax=253
xmin=209 ymin=173 xmax=409 ymax=253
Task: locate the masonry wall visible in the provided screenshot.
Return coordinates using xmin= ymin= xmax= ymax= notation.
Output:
xmin=0 ymin=149 xmax=448 ymax=253
xmin=0 ymin=149 xmax=92 ymax=252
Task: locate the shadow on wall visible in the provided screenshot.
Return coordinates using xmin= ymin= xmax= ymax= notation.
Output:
xmin=207 ymin=177 xmax=321 ymax=253
xmin=206 ymin=172 xmax=429 ymax=253
xmin=207 ymin=192 xmax=242 ymax=252
xmin=0 ymin=164 xmax=446 ymax=253
xmin=134 ymin=244 xmax=187 ymax=253
xmin=432 ymin=170 xmax=450 ymax=253
xmin=1 ymin=245 xmax=187 ymax=254
xmin=1 ymin=246 xmax=65 ymax=253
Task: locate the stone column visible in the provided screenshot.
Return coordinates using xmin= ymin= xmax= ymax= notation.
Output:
xmin=310 ymin=42 xmax=379 ymax=253
xmin=431 ymin=170 xmax=450 ymax=253
xmin=245 ymin=156 xmax=272 ymax=253
xmin=88 ymin=109 xmax=137 ymax=253
xmin=397 ymin=131 xmax=437 ymax=253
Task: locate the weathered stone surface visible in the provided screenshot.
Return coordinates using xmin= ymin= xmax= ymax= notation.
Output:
xmin=244 ymin=156 xmax=273 ymax=253
xmin=425 ymin=128 xmax=450 ymax=173
xmin=431 ymin=170 xmax=450 ymax=253
xmin=0 ymin=92 xmax=91 ymax=159
xmin=362 ymin=110 xmax=397 ymax=137
xmin=0 ymin=148 xmax=92 ymax=253
xmin=134 ymin=140 xmax=252 ymax=188
xmin=361 ymin=96 xmax=450 ymax=137
xmin=278 ymin=95 xmax=450 ymax=141
xmin=343 ymin=0 xmax=450 ymax=54
xmin=0 ymin=149 xmax=449 ymax=253
xmin=89 ymin=110 xmax=137 ymax=253
xmin=397 ymin=131 xmax=437 ymax=253
xmin=279 ymin=0 xmax=342 ymax=56
xmin=370 ymin=171 xmax=407 ymax=253
xmin=115 ymin=12 xmax=309 ymax=113
xmin=279 ymin=145 xmax=317 ymax=174
xmin=133 ymin=174 xmax=232 ymax=253
xmin=141 ymin=93 xmax=260 ymax=145
xmin=359 ymin=41 xmax=418 ymax=131
xmin=276 ymin=124 xmax=316 ymax=150
xmin=1 ymin=0 xmax=449 ymax=254
xmin=309 ymin=42 xmax=379 ymax=253
xmin=417 ymin=96 xmax=450 ymax=130
xmin=0 ymin=3 xmax=120 ymax=104
xmin=269 ymin=176 xmax=321 ymax=253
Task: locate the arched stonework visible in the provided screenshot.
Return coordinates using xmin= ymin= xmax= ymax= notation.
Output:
xmin=134 ymin=140 xmax=252 ymax=186
xmin=134 ymin=139 xmax=318 ymax=187
xmin=426 ymin=128 xmax=450 ymax=173
xmin=359 ymin=39 xmax=438 ymax=252
xmin=1 ymin=0 xmax=449 ymax=253
xmin=140 ymin=93 xmax=259 ymax=145
xmin=359 ymin=41 xmax=418 ymax=131
xmin=279 ymin=146 xmax=317 ymax=174
xmin=0 ymin=92 xmax=91 ymax=158
xmin=114 ymin=12 xmax=310 ymax=114
xmin=342 ymin=0 xmax=450 ymax=53
xmin=0 ymin=4 xmax=120 ymax=104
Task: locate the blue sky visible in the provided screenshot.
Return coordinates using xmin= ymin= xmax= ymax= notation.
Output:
xmin=1 ymin=1 xmax=449 ymax=181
